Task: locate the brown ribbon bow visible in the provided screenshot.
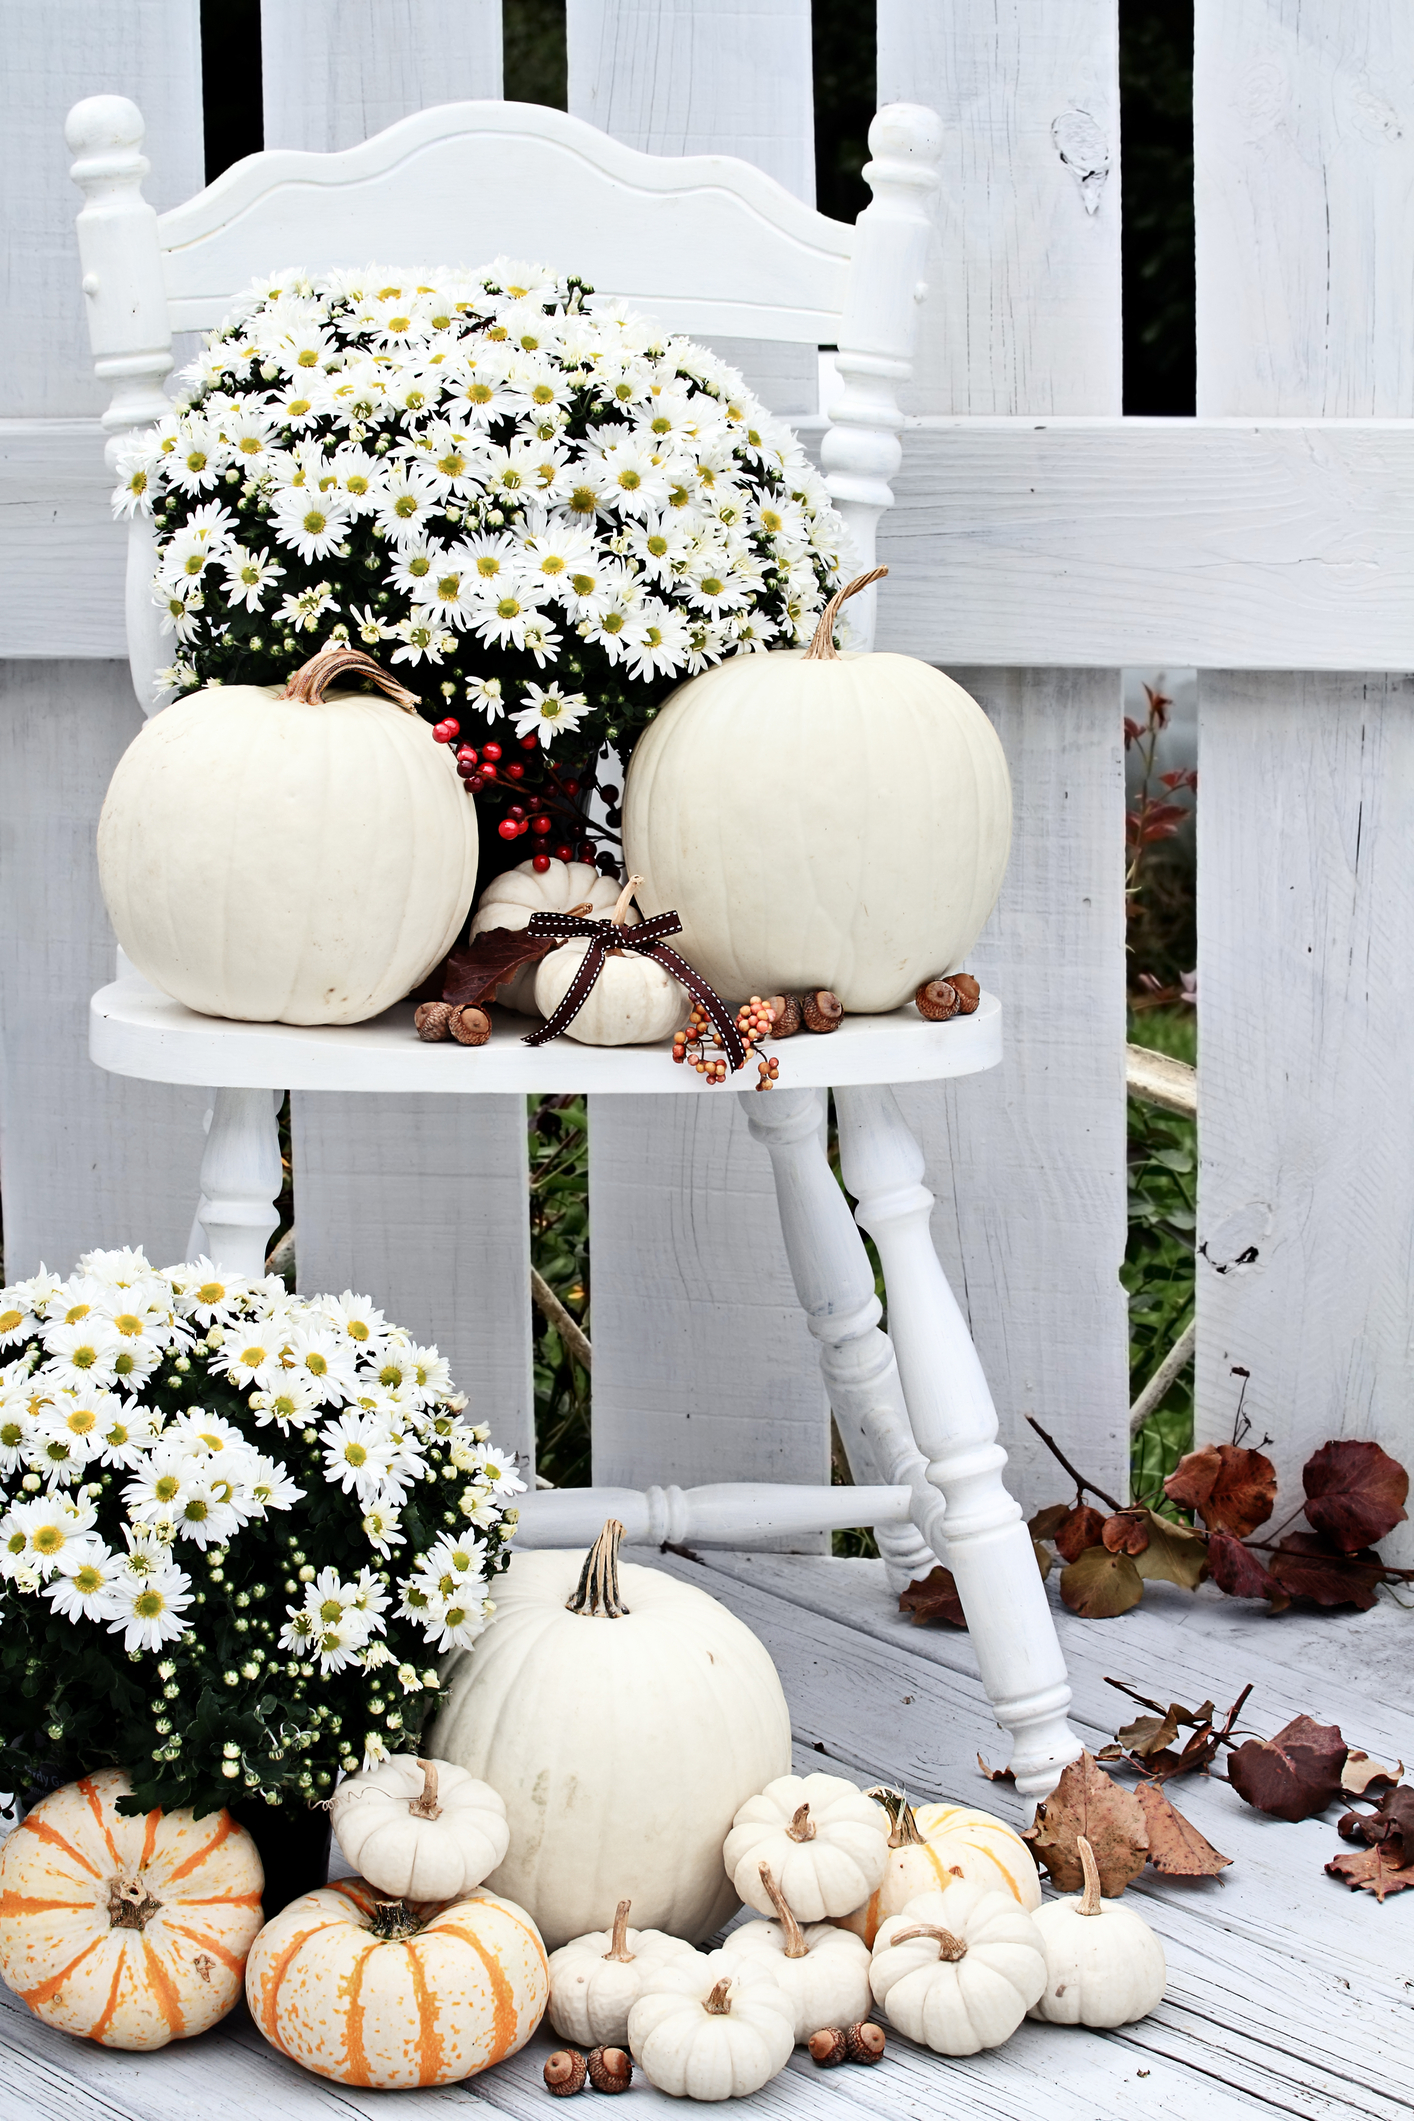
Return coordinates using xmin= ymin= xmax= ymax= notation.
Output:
xmin=523 ymin=890 xmax=745 ymax=1068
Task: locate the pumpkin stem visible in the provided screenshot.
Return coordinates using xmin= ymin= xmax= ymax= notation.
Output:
xmin=757 ymin=1862 xmax=810 ymax=1959
xmin=566 ymin=1519 xmax=631 ymax=1618
xmin=785 ymin=1802 xmax=816 ymax=1843
xmin=1076 ymin=1833 xmax=1103 ymax=1917
xmin=107 ymin=1875 xmax=163 ymax=1930
xmin=604 ymin=1898 xmax=635 ymax=1963
xmin=610 ymin=875 xmax=643 ymax=928
xmin=802 ymin=566 xmax=889 ymax=663
xmin=889 ymin=1922 xmax=968 ymax=1963
xmin=866 ymin=1784 xmax=924 ymax=1849
xmin=369 ymin=1897 xmax=423 ymax=1942
xmin=408 ymin=1758 xmax=442 ymax=1820
xmin=279 ymin=644 xmax=421 ymax=714
xmin=703 ymin=1978 xmax=734 ymax=2015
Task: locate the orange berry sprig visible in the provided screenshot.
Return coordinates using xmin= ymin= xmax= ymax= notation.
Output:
xmin=671 ymin=996 xmax=781 ymax=1089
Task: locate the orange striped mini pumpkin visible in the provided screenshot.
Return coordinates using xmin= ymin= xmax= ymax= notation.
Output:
xmin=0 ymin=1767 xmax=263 ymax=2048
xmin=834 ymin=1793 xmax=1041 ymax=1947
xmin=245 ymin=1877 xmax=549 ymax=2088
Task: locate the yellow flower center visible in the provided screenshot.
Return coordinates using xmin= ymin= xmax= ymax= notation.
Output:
xmin=436 ymin=574 xmax=461 ymax=600
xmin=347 ymin=1321 xmax=370 ymax=1341
xmin=133 ymin=1589 xmax=166 ymax=1620
xmin=301 ymin=509 xmax=328 ymax=535
xmin=154 ymin=1474 xmax=181 ymax=1503
xmin=113 ymin=1313 xmax=143 ymax=1337
xmin=64 ymin=1303 xmax=91 ymax=1324
xmin=344 ymin=1442 xmax=368 ymax=1467
xmin=304 ymin=1352 xmax=329 ymax=1377
xmin=73 ymin=1565 xmax=103 ymax=1595
xmin=34 ymin=1526 xmax=63 ymax=1555
xmin=394 ymin=495 xmax=418 ymax=517
xmin=297 ymin=348 xmax=318 ymax=367
xmin=65 ymin=1407 xmax=97 ymax=1435
xmin=496 ymin=597 xmax=521 ymax=619
xmin=0 ymin=1308 xmax=23 ymax=1334
xmin=196 ymin=1283 xmax=225 ymax=1306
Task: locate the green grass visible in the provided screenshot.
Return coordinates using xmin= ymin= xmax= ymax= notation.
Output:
xmin=1126 ymin=1006 xmax=1197 ymax=1503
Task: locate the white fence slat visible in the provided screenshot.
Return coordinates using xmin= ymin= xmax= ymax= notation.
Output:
xmin=260 ymin=0 xmax=502 ymax=154
xmin=0 ymin=660 xmax=208 ymax=1276
xmin=1 ymin=0 xmax=204 ymax=419
xmin=1194 ymin=4 xmax=1414 ymax=1567
xmin=877 ymin=0 xmax=1122 ymax=419
xmin=258 ymin=0 xmax=533 ymax=1459
xmin=568 ymin=0 xmax=828 ymax=1523
xmin=877 ymin=0 xmax=1129 ymax=1508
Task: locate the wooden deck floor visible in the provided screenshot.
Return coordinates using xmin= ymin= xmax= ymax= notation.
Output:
xmin=2 ymin=1553 xmax=1410 ymax=2120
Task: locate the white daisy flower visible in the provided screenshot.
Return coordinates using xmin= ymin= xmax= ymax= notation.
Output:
xmin=94 ymin=1399 xmax=161 ymax=1470
xmin=621 ymin=601 xmax=692 ymax=682
xmin=75 ymin=1246 xmax=155 ymax=1290
xmin=464 ymin=673 xmax=505 ymax=720
xmin=40 ymin=1317 xmax=121 ymax=1392
xmin=248 ymin=1376 xmax=320 ymax=1429
xmin=511 ymin=681 xmax=589 ymax=747
xmin=322 ymin=1292 xmax=388 ymax=1356
xmin=247 ymin=1458 xmax=304 ymax=1515
xmin=361 ymin=1504 xmax=406 ymax=1557
xmin=222 ymin=545 xmax=285 ymax=612
xmin=123 ymin=1446 xmax=192 ymax=1524
xmin=275 ymin=583 xmax=340 ymax=634
xmin=374 ymin=463 xmax=442 ymax=542
xmin=472 ymin=584 xmax=551 ymax=653
xmin=1 ymin=1495 xmax=100 ymax=1581
xmin=282 ymin=1325 xmax=359 ymax=1404
xmin=389 ymin=615 xmax=454 ymax=668
xmin=270 ymin=488 xmax=352 ymax=563
xmin=169 ymin=1261 xmax=251 ymax=1327
xmin=106 ymin=1552 xmax=193 ymax=1653
xmin=321 ymin=1410 xmax=399 ymax=1499
xmin=212 ymin=1326 xmax=283 ymax=1390
xmin=165 ymin=421 xmax=225 ymax=495
xmin=171 ymin=1480 xmax=240 ymax=1548
xmin=46 ymin=1541 xmax=121 ymax=1623
xmin=270 ymin=378 xmax=323 ymax=429
xmin=0 ymin=1297 xmax=37 ymax=1351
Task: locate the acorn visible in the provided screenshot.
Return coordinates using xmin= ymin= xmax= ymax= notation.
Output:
xmin=915 ymin=977 xmax=960 ymax=1021
xmin=808 ymin=2027 xmax=849 ymax=2067
xmin=449 ymin=1004 xmax=492 ymax=1045
xmin=414 ymin=1000 xmax=454 ymax=1041
xmin=950 ymin=972 xmax=981 ymax=1013
xmin=845 ymin=2020 xmax=886 ymax=2064
xmin=545 ymin=2048 xmax=588 ymax=2095
xmin=586 ymin=2046 xmax=633 ymax=2093
xmin=766 ymin=992 xmax=802 ymax=1038
xmin=802 ymin=988 xmax=843 ymax=1033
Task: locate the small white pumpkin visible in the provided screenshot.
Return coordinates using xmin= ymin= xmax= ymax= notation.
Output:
xmin=719 ymin=1861 xmax=871 ymax=2042
xmin=98 ymin=646 xmax=477 ymax=1025
xmin=868 ymin=1883 xmax=1047 ymax=2054
xmin=470 ymin=857 xmax=637 ymax=1013
xmin=328 ymin=1754 xmax=509 ymax=1902
xmin=1028 ymin=1835 xmax=1166 ymax=2026
xmin=532 ymin=875 xmax=688 ymax=1046
xmin=627 ymin=1950 xmax=794 ymax=2101
xmin=835 ymin=1788 xmax=1041 ymax=1945
xmin=723 ymin=1771 xmax=890 ymax=1922
xmin=547 ymin=1896 xmax=698 ymax=2046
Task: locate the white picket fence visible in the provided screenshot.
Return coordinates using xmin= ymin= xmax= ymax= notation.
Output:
xmin=2 ymin=1 xmax=1412 ymax=1564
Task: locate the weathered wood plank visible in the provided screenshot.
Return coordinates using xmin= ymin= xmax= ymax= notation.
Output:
xmin=261 ymin=0 xmax=502 ymax=154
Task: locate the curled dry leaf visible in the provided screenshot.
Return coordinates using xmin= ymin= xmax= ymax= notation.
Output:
xmin=1164 ymin=1443 xmax=1277 ymax=1538
xmin=1116 ymin=1707 xmax=1182 ymax=1758
xmin=898 ymin=1565 xmax=966 ymax=1630
xmin=1022 ymin=1750 xmax=1148 ymax=1896
xmin=1266 ymin=1533 xmax=1386 ymax=1612
xmin=1341 ymin=1750 xmax=1405 ymax=1798
xmin=1205 ymin=1531 xmax=1281 ymax=1603
xmin=1226 ymin=1714 xmax=1346 ymax=1822
xmin=1130 ymin=1510 xmax=1208 ymax=1592
xmin=1336 ymin=1783 xmax=1414 ymax=1860
xmin=1060 ymin=1544 xmax=1144 ymax=1618
xmin=1325 ymin=1843 xmax=1414 ymax=1901
xmin=1301 ymin=1439 xmax=1410 ymax=1553
xmin=442 ymin=924 xmax=557 ymax=1007
xmin=1054 ymin=1504 xmax=1109 ymax=1564
xmin=1136 ymin=1782 xmax=1232 ymax=1878
xmin=977 ymin=1754 xmax=1016 ymax=1784
xmin=1102 ymin=1509 xmax=1150 ymax=1556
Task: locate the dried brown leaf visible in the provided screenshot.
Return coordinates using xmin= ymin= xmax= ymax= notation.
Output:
xmin=1060 ymin=1545 xmax=1144 ymax=1618
xmin=1267 ymin=1533 xmax=1387 ymax=1611
xmin=1055 ymin=1504 xmax=1109 ymax=1564
xmin=1033 ymin=1539 xmax=1054 ymax=1581
xmin=1335 ymin=1784 xmax=1414 ymax=1863
xmin=1102 ymin=1509 xmax=1151 ymax=1556
xmin=1226 ymin=1714 xmax=1346 ymax=1822
xmin=1116 ymin=1707 xmax=1182 ymax=1757
xmin=898 ymin=1566 xmax=966 ymax=1630
xmin=1164 ymin=1444 xmax=1277 ymax=1538
xmin=1325 ymin=1843 xmax=1414 ymax=1901
xmin=1341 ymin=1750 xmax=1405 ymax=1798
xmin=1029 ymin=1503 xmax=1073 ymax=1543
xmin=977 ymin=1754 xmax=1016 ymax=1784
xmin=1136 ymin=1782 xmax=1232 ymax=1877
xmin=1131 ymin=1510 xmax=1209 ymax=1591
xmin=442 ymin=925 xmax=558 ymax=1007
xmin=1022 ymin=1751 xmax=1148 ymax=1895
xmin=1302 ymin=1439 xmax=1410 ymax=1554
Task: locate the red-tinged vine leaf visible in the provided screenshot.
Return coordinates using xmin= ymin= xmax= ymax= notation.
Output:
xmin=1335 ymin=1784 xmax=1414 ymax=1861
xmin=1054 ymin=1504 xmax=1109 ymax=1564
xmin=1325 ymin=1843 xmax=1414 ymax=1902
xmin=442 ymin=926 xmax=558 ymax=1007
xmin=1301 ymin=1439 xmax=1410 ymax=1554
xmin=898 ymin=1566 xmax=966 ymax=1630
xmin=1226 ymin=1714 xmax=1346 ymax=1822
xmin=1266 ymin=1533 xmax=1387 ymax=1611
xmin=1206 ymin=1531 xmax=1280 ymax=1602
xmin=1060 ymin=1545 xmax=1144 ymax=1618
xmin=1137 ymin=1782 xmax=1232 ymax=1878
xmin=977 ymin=1754 xmax=1016 ymax=1784
xmin=1164 ymin=1443 xmax=1278 ymax=1538
xmin=1029 ymin=1503 xmax=1072 ymax=1543
xmin=1341 ymin=1750 xmax=1405 ymax=1798
xmin=1022 ymin=1751 xmax=1148 ymax=1895
xmin=1103 ymin=1509 xmax=1151 ymax=1556
xmin=1131 ymin=1510 xmax=1209 ymax=1591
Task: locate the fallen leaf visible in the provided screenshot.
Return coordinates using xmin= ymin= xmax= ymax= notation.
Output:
xmin=1336 ymin=1784 xmax=1414 ymax=1862
xmin=1103 ymin=1509 xmax=1151 ymax=1556
xmin=1116 ymin=1708 xmax=1181 ymax=1756
xmin=442 ymin=925 xmax=558 ymax=1006
xmin=898 ymin=1566 xmax=966 ymax=1629
xmin=1055 ymin=1504 xmax=1109 ymax=1564
xmin=1341 ymin=1750 xmax=1405 ymax=1798
xmin=1205 ymin=1531 xmax=1280 ymax=1602
xmin=977 ymin=1754 xmax=1015 ymax=1784
xmin=1301 ymin=1439 xmax=1410 ymax=1553
xmin=1131 ymin=1510 xmax=1209 ymax=1591
xmin=1266 ymin=1533 xmax=1386 ymax=1611
xmin=1033 ymin=1539 xmax=1054 ymax=1581
xmin=1029 ymin=1503 xmax=1073 ymax=1543
xmin=1022 ymin=1751 xmax=1148 ymax=1895
xmin=1137 ymin=1783 xmax=1232 ymax=1877
xmin=1096 ymin=1744 xmax=1125 ymax=1761
xmin=1226 ymin=1714 xmax=1346 ymax=1821
xmin=1164 ymin=1444 xmax=1277 ymax=1538
xmin=1325 ymin=1843 xmax=1414 ymax=1901
xmin=1060 ymin=1545 xmax=1144 ymax=1618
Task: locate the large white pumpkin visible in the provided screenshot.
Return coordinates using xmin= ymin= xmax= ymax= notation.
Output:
xmin=97 ymin=646 xmax=477 ymax=1025
xmin=427 ymin=1521 xmax=791 ymax=1949
xmin=622 ymin=569 xmax=1011 ymax=1012
xmin=470 ymin=857 xmax=635 ymax=1013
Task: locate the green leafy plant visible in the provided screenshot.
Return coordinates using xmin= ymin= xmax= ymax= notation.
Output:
xmin=529 ymin=1095 xmax=592 ymax=1489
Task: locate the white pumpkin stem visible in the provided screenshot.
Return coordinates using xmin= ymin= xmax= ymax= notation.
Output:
xmin=279 ymin=644 xmax=421 ymax=715
xmin=757 ymin=1862 xmax=810 ymax=1958
xmin=610 ymin=875 xmax=643 ymax=927
xmin=704 ymin=1977 xmax=734 ymax=2015
xmin=786 ymin=1802 xmax=817 ymax=1843
xmin=866 ymin=1784 xmax=924 ymax=1850
xmin=890 ymin=1922 xmax=968 ymax=1963
xmin=566 ymin=1519 xmax=631 ymax=1617
xmin=107 ymin=1875 xmax=163 ymax=1930
xmin=1077 ymin=1834 xmax=1103 ymax=1917
xmin=802 ymin=566 xmax=889 ymax=663
xmin=604 ymin=1898 xmax=635 ymax=1962
xmin=408 ymin=1758 xmax=442 ymax=1819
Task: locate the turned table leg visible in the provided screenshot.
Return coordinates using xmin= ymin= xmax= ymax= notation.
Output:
xmin=192 ymin=1087 xmax=283 ymax=1279
xmin=834 ymin=1082 xmax=1082 ymax=1799
xmin=744 ymin=1085 xmax=938 ymax=1592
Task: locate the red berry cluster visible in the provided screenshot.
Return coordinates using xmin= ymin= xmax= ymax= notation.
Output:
xmin=672 ymin=996 xmax=780 ymax=1090
xmin=431 ymin=717 xmax=606 ymax=874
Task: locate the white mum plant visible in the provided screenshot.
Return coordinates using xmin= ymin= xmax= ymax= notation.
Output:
xmin=113 ymin=259 xmax=849 ymax=869
xmin=0 ymin=1249 xmax=522 ymax=1819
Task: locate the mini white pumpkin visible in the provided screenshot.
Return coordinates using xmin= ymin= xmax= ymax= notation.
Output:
xmin=98 ymin=646 xmax=477 ymax=1025
xmin=470 ymin=857 xmax=637 ymax=1013
xmin=868 ymin=1883 xmax=1047 ymax=2054
xmin=835 ymin=1788 xmax=1041 ymax=1945
xmin=328 ymin=1754 xmax=509 ymax=1902
xmin=1028 ymin=1835 xmax=1166 ymax=2026
xmin=627 ymin=1950 xmax=794 ymax=2101
xmin=547 ymin=1896 xmax=698 ymax=2046
xmin=719 ymin=1861 xmax=871 ymax=2042
xmin=532 ymin=875 xmax=688 ymax=1045
xmin=623 ymin=568 xmax=1012 ymax=1013
xmin=724 ymin=1771 xmax=890 ymax=1922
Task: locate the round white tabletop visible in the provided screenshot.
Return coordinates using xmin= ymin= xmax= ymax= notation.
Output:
xmin=90 ymin=975 xmax=1001 ymax=1095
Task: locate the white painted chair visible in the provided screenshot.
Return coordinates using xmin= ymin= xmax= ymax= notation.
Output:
xmin=67 ymin=92 xmax=1083 ymax=1797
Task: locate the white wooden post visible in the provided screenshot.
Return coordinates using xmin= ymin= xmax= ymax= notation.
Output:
xmin=197 ymin=1088 xmax=283 ymax=1279
xmin=1194 ymin=2 xmax=1414 ymax=1567
xmin=877 ymin=1 xmax=1130 ymax=1513
xmin=260 ymin=0 xmax=503 ymax=152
